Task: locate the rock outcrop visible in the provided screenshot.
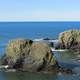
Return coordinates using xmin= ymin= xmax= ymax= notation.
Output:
xmin=59 ymin=29 xmax=80 ymax=49
xmin=2 ymin=39 xmax=33 ymax=68
xmin=23 ymin=42 xmax=57 ymax=72
xmin=1 ymin=39 xmax=58 ymax=73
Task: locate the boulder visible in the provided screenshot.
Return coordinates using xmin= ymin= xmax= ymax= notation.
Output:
xmin=59 ymin=29 xmax=80 ymax=49
xmin=3 ymin=39 xmax=33 ymax=67
xmin=23 ymin=42 xmax=57 ymax=72
xmin=2 ymin=39 xmax=58 ymax=73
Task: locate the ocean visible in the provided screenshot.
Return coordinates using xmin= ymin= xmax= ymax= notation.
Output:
xmin=0 ymin=22 xmax=80 ymax=80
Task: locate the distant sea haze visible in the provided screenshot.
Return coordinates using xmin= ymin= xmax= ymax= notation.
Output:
xmin=0 ymin=22 xmax=80 ymax=55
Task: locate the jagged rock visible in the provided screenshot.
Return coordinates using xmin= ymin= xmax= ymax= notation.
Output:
xmin=59 ymin=29 xmax=80 ymax=49
xmin=3 ymin=39 xmax=33 ymax=67
xmin=1 ymin=39 xmax=58 ymax=73
xmin=23 ymin=42 xmax=57 ymax=72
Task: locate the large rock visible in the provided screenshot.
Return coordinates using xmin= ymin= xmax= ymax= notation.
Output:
xmin=59 ymin=30 xmax=80 ymax=49
xmin=1 ymin=39 xmax=73 ymax=74
xmin=2 ymin=39 xmax=33 ymax=67
xmin=2 ymin=39 xmax=58 ymax=73
xmin=23 ymin=42 xmax=57 ymax=72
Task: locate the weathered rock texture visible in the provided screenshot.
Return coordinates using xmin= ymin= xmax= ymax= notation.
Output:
xmin=59 ymin=29 xmax=80 ymax=49
xmin=23 ymin=42 xmax=57 ymax=72
xmin=2 ymin=39 xmax=33 ymax=68
xmin=1 ymin=39 xmax=58 ymax=72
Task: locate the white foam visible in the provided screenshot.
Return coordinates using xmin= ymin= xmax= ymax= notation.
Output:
xmin=0 ymin=65 xmax=9 ymax=69
xmin=51 ymin=48 xmax=67 ymax=52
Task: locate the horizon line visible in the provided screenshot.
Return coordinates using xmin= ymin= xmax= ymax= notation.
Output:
xmin=0 ymin=20 xmax=80 ymax=22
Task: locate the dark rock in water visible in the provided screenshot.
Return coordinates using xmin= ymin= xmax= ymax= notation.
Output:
xmin=54 ymin=42 xmax=63 ymax=49
xmin=0 ymin=54 xmax=8 ymax=65
xmin=13 ymin=57 xmax=24 ymax=69
xmin=59 ymin=29 xmax=80 ymax=49
xmin=49 ymin=42 xmax=54 ymax=47
xmin=1 ymin=39 xmax=58 ymax=73
xmin=58 ymin=67 xmax=73 ymax=74
xmin=43 ymin=38 xmax=50 ymax=40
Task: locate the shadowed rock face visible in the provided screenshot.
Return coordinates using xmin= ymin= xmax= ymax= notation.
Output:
xmin=59 ymin=29 xmax=80 ymax=49
xmin=23 ymin=42 xmax=57 ymax=72
xmin=1 ymin=39 xmax=58 ymax=73
xmin=1 ymin=39 xmax=33 ymax=68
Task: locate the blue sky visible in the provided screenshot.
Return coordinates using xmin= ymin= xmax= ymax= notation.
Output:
xmin=0 ymin=0 xmax=80 ymax=21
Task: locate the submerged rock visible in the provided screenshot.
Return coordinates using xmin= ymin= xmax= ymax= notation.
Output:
xmin=59 ymin=29 xmax=80 ymax=49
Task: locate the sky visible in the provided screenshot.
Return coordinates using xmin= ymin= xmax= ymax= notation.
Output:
xmin=0 ymin=0 xmax=80 ymax=21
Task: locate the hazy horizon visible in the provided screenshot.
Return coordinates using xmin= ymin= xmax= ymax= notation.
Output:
xmin=0 ymin=0 xmax=80 ymax=21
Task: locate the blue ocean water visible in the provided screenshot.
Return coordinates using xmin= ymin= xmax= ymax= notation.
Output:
xmin=0 ymin=22 xmax=80 ymax=80
xmin=0 ymin=22 xmax=80 ymax=55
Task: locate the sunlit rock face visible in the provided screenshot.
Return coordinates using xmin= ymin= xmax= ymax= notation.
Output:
xmin=59 ymin=29 xmax=80 ymax=49
xmin=23 ymin=42 xmax=57 ymax=72
xmin=6 ymin=39 xmax=33 ymax=60
xmin=1 ymin=39 xmax=58 ymax=73
xmin=1 ymin=39 xmax=33 ymax=68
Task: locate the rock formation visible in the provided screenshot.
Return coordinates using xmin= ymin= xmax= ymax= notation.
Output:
xmin=1 ymin=39 xmax=58 ymax=73
xmin=23 ymin=42 xmax=57 ymax=72
xmin=2 ymin=39 xmax=33 ymax=68
xmin=59 ymin=29 xmax=80 ymax=49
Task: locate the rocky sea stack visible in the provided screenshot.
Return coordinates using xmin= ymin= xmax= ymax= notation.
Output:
xmin=1 ymin=39 xmax=58 ymax=73
xmin=59 ymin=29 xmax=80 ymax=49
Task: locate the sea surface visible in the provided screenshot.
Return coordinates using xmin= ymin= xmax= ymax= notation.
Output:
xmin=0 ymin=22 xmax=80 ymax=80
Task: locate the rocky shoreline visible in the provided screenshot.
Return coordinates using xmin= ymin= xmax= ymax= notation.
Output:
xmin=0 ymin=39 xmax=59 ymax=73
xmin=0 ymin=29 xmax=80 ymax=74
